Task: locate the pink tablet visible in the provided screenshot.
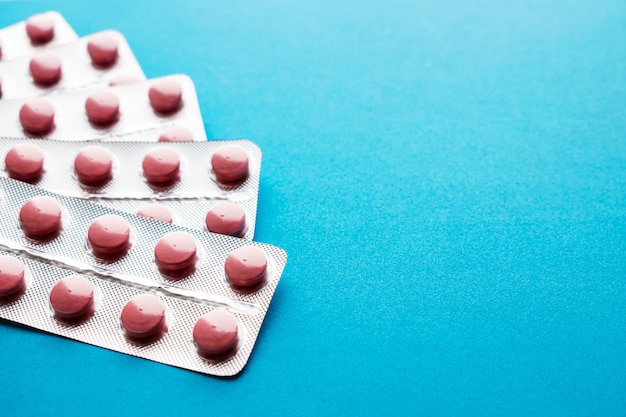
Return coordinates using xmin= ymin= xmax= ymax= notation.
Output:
xmin=120 ymin=294 xmax=166 ymax=339
xmin=25 ymin=14 xmax=55 ymax=44
xmin=0 ymin=257 xmax=26 ymax=298
xmin=5 ymin=143 xmax=45 ymax=182
xmin=142 ymin=147 xmax=181 ymax=184
xmin=19 ymin=196 xmax=62 ymax=240
xmin=108 ymin=74 xmax=142 ymax=86
xmin=205 ymin=201 xmax=247 ymax=237
xmin=148 ymin=79 xmax=182 ymax=113
xmin=193 ymin=310 xmax=239 ymax=356
xmin=211 ymin=145 xmax=249 ymax=183
xmin=88 ymin=215 xmax=131 ymax=260
xmin=19 ymin=99 xmax=55 ymax=134
xmin=74 ymin=145 xmax=114 ymax=185
xmin=29 ymin=53 xmax=62 ymax=85
xmin=137 ymin=204 xmax=174 ymax=224
xmin=158 ymin=126 xmax=193 ymax=142
xmin=85 ymin=91 xmax=120 ymax=124
xmin=87 ymin=34 xmax=119 ymax=66
xmin=49 ymin=275 xmax=95 ymax=319
xmin=225 ymin=246 xmax=268 ymax=288
xmin=154 ymin=231 xmax=197 ymax=276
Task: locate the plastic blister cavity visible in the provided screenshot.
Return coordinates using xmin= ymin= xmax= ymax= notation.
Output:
xmin=0 ymin=74 xmax=207 ymax=141
xmin=0 ymin=177 xmax=287 ymax=376
xmin=0 ymin=30 xmax=145 ymax=100
xmin=0 ymin=138 xmax=261 ymax=239
xmin=0 ymin=12 xmax=78 ymax=61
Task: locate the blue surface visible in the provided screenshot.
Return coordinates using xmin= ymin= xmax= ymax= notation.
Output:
xmin=1 ymin=0 xmax=625 ymax=415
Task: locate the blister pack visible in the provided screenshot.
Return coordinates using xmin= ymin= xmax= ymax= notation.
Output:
xmin=0 ymin=137 xmax=260 ymax=239
xmin=0 ymin=177 xmax=287 ymax=376
xmin=0 ymin=12 xmax=78 ymax=61
xmin=0 ymin=74 xmax=207 ymax=141
xmin=0 ymin=30 xmax=145 ymax=100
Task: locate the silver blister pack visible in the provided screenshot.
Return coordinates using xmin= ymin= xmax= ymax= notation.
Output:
xmin=0 ymin=74 xmax=207 ymax=141
xmin=0 ymin=137 xmax=261 ymax=239
xmin=0 ymin=30 xmax=145 ymax=100
xmin=0 ymin=12 xmax=78 ymax=61
xmin=0 ymin=177 xmax=287 ymax=376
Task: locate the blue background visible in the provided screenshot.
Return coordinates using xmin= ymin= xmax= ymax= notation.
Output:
xmin=1 ymin=1 xmax=625 ymax=415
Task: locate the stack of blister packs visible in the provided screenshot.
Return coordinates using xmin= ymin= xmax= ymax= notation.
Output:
xmin=0 ymin=11 xmax=287 ymax=377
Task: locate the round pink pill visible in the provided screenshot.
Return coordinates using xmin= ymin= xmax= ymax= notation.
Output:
xmin=88 ymin=215 xmax=131 ymax=260
xmin=142 ymin=147 xmax=181 ymax=184
xmin=19 ymin=99 xmax=55 ymax=134
xmin=136 ymin=204 xmax=173 ymax=224
xmin=74 ymin=145 xmax=114 ymax=185
xmin=87 ymin=34 xmax=119 ymax=66
xmin=154 ymin=232 xmax=197 ymax=277
xmin=30 ymin=53 xmax=62 ymax=85
xmin=19 ymin=196 xmax=62 ymax=240
xmin=49 ymin=275 xmax=95 ymax=320
xmin=5 ymin=143 xmax=45 ymax=182
xmin=25 ymin=14 xmax=55 ymax=44
xmin=158 ymin=126 xmax=193 ymax=142
xmin=205 ymin=201 xmax=247 ymax=237
xmin=193 ymin=310 xmax=239 ymax=356
xmin=108 ymin=74 xmax=142 ymax=86
xmin=225 ymin=246 xmax=268 ymax=288
xmin=211 ymin=145 xmax=249 ymax=184
xmin=120 ymin=294 xmax=167 ymax=339
xmin=0 ymin=257 xmax=26 ymax=298
xmin=148 ymin=80 xmax=183 ymax=113
xmin=85 ymin=91 xmax=119 ymax=125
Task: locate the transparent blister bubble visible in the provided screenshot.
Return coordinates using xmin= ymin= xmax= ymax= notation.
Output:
xmin=0 ymin=74 xmax=207 ymax=141
xmin=0 ymin=30 xmax=145 ymax=100
xmin=0 ymin=138 xmax=260 ymax=239
xmin=0 ymin=12 xmax=78 ymax=62
xmin=0 ymin=178 xmax=287 ymax=376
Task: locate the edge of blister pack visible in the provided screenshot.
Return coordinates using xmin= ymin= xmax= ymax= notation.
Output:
xmin=0 ymin=74 xmax=207 ymax=141
xmin=0 ymin=137 xmax=262 ymax=239
xmin=0 ymin=30 xmax=146 ymax=99
xmin=0 ymin=177 xmax=287 ymax=376
xmin=0 ymin=11 xmax=78 ymax=61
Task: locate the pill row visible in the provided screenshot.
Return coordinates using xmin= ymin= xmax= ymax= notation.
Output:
xmin=5 ymin=142 xmax=250 ymax=186
xmin=0 ymin=258 xmax=239 ymax=355
xmin=0 ymin=74 xmax=207 ymax=141
xmin=0 ymin=176 xmax=281 ymax=297
xmin=0 ymin=138 xmax=260 ymax=238
xmin=0 ymin=12 xmax=78 ymax=61
xmin=0 ymin=251 xmax=266 ymax=376
xmin=112 ymin=199 xmax=252 ymax=239
xmin=18 ymin=197 xmax=266 ymax=288
xmin=0 ymin=30 xmax=145 ymax=100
